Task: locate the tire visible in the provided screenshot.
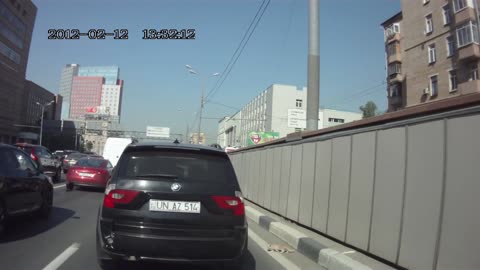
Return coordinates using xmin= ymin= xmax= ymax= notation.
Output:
xmin=97 ymin=230 xmax=120 ymax=270
xmin=54 ymin=168 xmax=62 ymax=183
xmin=0 ymin=202 xmax=6 ymax=235
xmin=98 ymin=259 xmax=119 ymax=270
xmin=66 ymin=182 xmax=74 ymax=191
xmin=37 ymin=191 xmax=52 ymax=219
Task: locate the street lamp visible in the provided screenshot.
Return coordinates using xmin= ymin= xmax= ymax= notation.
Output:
xmin=185 ymin=65 xmax=220 ymax=144
xmin=36 ymin=100 xmax=54 ymax=146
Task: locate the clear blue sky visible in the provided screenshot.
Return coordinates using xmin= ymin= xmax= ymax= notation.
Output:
xmin=27 ymin=0 xmax=400 ymax=142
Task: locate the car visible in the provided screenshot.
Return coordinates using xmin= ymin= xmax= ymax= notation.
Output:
xmin=0 ymin=144 xmax=53 ymax=234
xmin=66 ymin=157 xmax=113 ymax=191
xmin=96 ymin=141 xmax=247 ymax=269
xmin=62 ymin=152 xmax=88 ymax=173
xmin=15 ymin=143 xmax=62 ymax=183
xmin=54 ymin=150 xmax=78 ymax=161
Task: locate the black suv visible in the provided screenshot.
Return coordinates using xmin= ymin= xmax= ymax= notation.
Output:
xmin=15 ymin=143 xmax=62 ymax=182
xmin=96 ymin=142 xmax=247 ymax=269
xmin=0 ymin=144 xmax=53 ymax=234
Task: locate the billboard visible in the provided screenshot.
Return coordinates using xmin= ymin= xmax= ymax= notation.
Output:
xmin=146 ymin=126 xmax=170 ymax=138
xmin=247 ymin=131 xmax=280 ymax=146
xmin=287 ymin=109 xmax=306 ymax=128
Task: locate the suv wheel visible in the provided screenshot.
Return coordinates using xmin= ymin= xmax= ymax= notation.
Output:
xmin=0 ymin=202 xmax=6 ymax=235
xmin=37 ymin=191 xmax=52 ymax=219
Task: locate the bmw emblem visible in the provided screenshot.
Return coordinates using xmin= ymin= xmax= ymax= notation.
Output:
xmin=171 ymin=183 xmax=181 ymax=192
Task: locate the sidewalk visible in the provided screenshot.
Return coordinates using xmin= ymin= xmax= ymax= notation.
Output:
xmin=245 ymin=200 xmax=398 ymax=270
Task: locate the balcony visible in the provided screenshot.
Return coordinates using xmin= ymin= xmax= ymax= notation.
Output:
xmin=458 ymin=79 xmax=480 ymax=94
xmin=386 ymin=33 xmax=400 ymax=44
xmin=389 ymin=95 xmax=402 ymax=106
xmin=388 ymin=53 xmax=401 ymax=64
xmin=458 ymin=43 xmax=480 ymax=61
xmin=455 ymin=7 xmax=476 ymax=24
xmin=389 ymin=73 xmax=403 ymax=83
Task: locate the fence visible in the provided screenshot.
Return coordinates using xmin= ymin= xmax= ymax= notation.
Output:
xmin=229 ymin=94 xmax=480 ymax=270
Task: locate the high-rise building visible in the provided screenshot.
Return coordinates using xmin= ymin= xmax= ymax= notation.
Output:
xmin=0 ymin=0 xmax=37 ymax=143
xmin=59 ymin=63 xmax=79 ymax=119
xmin=100 ymin=80 xmax=123 ymax=122
xmin=218 ymin=84 xmax=362 ymax=148
xmin=78 ymin=66 xmax=119 ymax=85
xmin=69 ymin=76 xmax=104 ymax=119
xmin=382 ymin=0 xmax=480 ymax=112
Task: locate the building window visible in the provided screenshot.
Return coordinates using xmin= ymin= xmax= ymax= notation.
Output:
xmin=449 ymin=70 xmax=458 ymax=91
xmin=470 ymin=63 xmax=479 ymax=81
xmin=0 ymin=40 xmax=21 ymax=64
xmin=428 ymin=44 xmax=436 ymax=64
xmin=456 ymin=21 xmax=479 ymax=48
xmin=430 ymin=75 xmax=439 ymax=96
xmin=446 ymin=36 xmax=455 ymax=57
xmin=295 ymin=99 xmax=303 ymax=108
xmin=389 ymin=84 xmax=401 ymax=97
xmin=388 ymin=62 xmax=402 ymax=76
xmin=443 ymin=5 xmax=451 ymax=25
xmin=453 ymin=0 xmax=470 ymax=13
xmin=328 ymin=118 xmax=345 ymax=123
xmin=425 ymin=14 xmax=433 ymax=34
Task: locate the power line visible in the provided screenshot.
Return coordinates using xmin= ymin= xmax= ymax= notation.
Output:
xmin=205 ymin=0 xmax=271 ymax=102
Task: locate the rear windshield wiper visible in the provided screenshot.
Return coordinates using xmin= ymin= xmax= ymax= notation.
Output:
xmin=134 ymin=174 xmax=178 ymax=179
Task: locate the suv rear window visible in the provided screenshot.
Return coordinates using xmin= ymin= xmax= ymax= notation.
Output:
xmin=117 ymin=150 xmax=236 ymax=182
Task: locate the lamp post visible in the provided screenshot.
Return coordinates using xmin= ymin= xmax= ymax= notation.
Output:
xmin=185 ymin=65 xmax=220 ymax=144
xmin=36 ymin=100 xmax=54 ymax=146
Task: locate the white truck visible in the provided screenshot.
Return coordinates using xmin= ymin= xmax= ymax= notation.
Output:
xmin=102 ymin=137 xmax=135 ymax=167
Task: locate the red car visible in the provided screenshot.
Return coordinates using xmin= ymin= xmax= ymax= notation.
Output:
xmin=66 ymin=157 xmax=113 ymax=191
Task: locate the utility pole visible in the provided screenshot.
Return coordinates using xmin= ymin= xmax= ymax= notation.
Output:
xmin=36 ymin=100 xmax=54 ymax=146
xmin=185 ymin=123 xmax=190 ymax=143
xmin=306 ymin=0 xmax=320 ymax=131
xmin=197 ymin=82 xmax=204 ymax=144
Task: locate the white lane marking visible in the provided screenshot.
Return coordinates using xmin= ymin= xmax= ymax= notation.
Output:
xmin=248 ymin=228 xmax=301 ymax=270
xmin=42 ymin=242 xmax=80 ymax=270
xmin=53 ymin=184 xmax=65 ymax=189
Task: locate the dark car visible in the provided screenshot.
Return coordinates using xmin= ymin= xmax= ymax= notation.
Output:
xmin=96 ymin=141 xmax=247 ymax=269
xmin=66 ymin=157 xmax=113 ymax=191
xmin=62 ymin=153 xmax=88 ymax=173
xmin=15 ymin=143 xmax=62 ymax=182
xmin=54 ymin=150 xmax=78 ymax=161
xmin=0 ymin=144 xmax=53 ymax=234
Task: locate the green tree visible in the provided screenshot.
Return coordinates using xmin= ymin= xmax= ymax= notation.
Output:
xmin=359 ymin=101 xmax=378 ymax=119
xmin=85 ymin=141 xmax=93 ymax=152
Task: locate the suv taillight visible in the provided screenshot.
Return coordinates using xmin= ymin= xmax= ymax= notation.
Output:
xmin=212 ymin=193 xmax=245 ymax=216
xmin=103 ymin=186 xmax=140 ymax=209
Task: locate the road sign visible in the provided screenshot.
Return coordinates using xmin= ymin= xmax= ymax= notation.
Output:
xmin=287 ymin=109 xmax=306 ymax=128
xmin=146 ymin=126 xmax=170 ymax=138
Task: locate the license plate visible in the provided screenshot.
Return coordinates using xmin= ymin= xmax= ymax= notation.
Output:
xmin=78 ymin=173 xmax=94 ymax=177
xmin=149 ymin=200 xmax=201 ymax=214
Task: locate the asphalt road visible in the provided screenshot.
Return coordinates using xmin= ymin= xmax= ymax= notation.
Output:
xmin=0 ymin=179 xmax=319 ymax=270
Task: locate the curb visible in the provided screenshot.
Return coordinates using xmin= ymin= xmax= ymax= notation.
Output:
xmin=245 ymin=205 xmax=374 ymax=270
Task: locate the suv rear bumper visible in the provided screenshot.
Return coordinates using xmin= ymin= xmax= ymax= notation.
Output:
xmin=97 ymin=218 xmax=248 ymax=262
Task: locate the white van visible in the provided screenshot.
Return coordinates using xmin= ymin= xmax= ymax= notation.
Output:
xmin=102 ymin=138 xmax=135 ymax=167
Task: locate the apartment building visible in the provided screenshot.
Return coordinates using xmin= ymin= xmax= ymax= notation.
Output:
xmin=383 ymin=0 xmax=480 ymax=112
xmin=0 ymin=0 xmax=37 ymax=143
xmin=217 ymin=84 xmax=361 ymax=148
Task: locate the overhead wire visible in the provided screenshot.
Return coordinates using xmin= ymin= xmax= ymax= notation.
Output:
xmin=205 ymin=0 xmax=272 ymax=102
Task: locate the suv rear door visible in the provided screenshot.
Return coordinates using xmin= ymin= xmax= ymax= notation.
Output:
xmin=108 ymin=147 xmax=244 ymax=230
xmin=34 ymin=147 xmax=58 ymax=173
